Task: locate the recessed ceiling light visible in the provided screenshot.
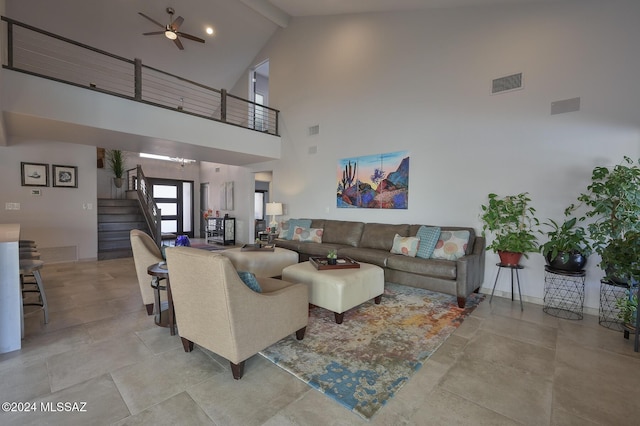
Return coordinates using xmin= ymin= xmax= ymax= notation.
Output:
xmin=206 ymin=27 xmax=214 ymax=36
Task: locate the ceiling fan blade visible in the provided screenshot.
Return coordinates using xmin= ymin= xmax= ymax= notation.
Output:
xmin=172 ymin=16 xmax=184 ymax=31
xmin=177 ymin=32 xmax=205 ymax=43
xmin=142 ymin=31 xmax=165 ymax=36
xmin=173 ymin=37 xmax=184 ymax=50
xmin=138 ymin=12 xmax=164 ymax=29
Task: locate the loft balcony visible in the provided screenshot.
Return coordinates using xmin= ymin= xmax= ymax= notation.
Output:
xmin=0 ymin=16 xmax=281 ymax=165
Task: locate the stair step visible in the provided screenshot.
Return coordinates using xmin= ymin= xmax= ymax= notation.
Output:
xmin=98 ymin=248 xmax=133 ymax=260
xmin=97 ymin=206 xmax=142 ymax=215
xmin=98 ymin=199 xmax=139 ymax=207
xmin=98 ymin=214 xmax=146 ymax=223
xmin=99 ymin=239 xmax=132 ymax=250
xmin=99 ymin=230 xmax=135 ymax=241
xmin=98 ymin=222 xmax=147 ymax=232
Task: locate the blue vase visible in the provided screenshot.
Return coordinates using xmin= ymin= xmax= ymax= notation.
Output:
xmin=175 ymin=235 xmax=191 ymax=247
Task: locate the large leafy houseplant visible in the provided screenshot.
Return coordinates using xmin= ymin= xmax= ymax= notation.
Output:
xmin=577 ymin=156 xmax=640 ymax=281
xmin=480 ymin=192 xmax=539 ymax=265
xmin=600 ymin=231 xmax=640 ymax=284
xmin=539 ymin=215 xmax=591 ymax=272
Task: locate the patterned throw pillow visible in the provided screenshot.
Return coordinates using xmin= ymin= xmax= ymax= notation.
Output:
xmin=415 ymin=226 xmax=441 ymax=259
xmin=286 ymin=219 xmax=312 ymax=240
xmin=277 ymin=221 xmax=290 ymax=239
xmin=292 ymin=226 xmax=324 ymax=243
xmin=390 ymin=234 xmax=420 ymax=257
xmin=237 ymin=271 xmax=262 ymax=293
xmin=431 ymin=230 xmax=470 ymax=261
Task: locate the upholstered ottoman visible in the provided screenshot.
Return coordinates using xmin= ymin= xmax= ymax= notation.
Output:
xmin=221 ymin=247 xmax=299 ymax=278
xmin=282 ymin=261 xmax=384 ymax=324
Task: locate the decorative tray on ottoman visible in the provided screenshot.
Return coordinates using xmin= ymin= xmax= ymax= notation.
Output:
xmin=310 ymin=256 xmax=360 ymax=270
xmin=241 ymin=244 xmax=275 ymax=252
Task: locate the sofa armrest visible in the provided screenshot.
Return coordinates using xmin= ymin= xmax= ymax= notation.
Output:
xmin=455 ymin=236 xmax=486 ymax=300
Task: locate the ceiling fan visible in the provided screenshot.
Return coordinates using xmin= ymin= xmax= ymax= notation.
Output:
xmin=138 ymin=7 xmax=205 ymax=50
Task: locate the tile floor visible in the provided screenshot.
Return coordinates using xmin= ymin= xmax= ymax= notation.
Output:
xmin=1 ymin=257 xmax=639 ymax=425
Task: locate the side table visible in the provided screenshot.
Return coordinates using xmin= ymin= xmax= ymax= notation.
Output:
xmin=147 ymin=262 xmax=176 ymax=335
xmin=543 ymin=266 xmax=585 ymax=320
xmin=599 ymin=279 xmax=628 ymax=331
xmin=490 ymin=263 xmax=524 ymax=311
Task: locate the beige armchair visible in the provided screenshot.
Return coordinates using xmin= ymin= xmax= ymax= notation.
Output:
xmin=130 ymin=230 xmax=164 ymax=315
xmin=165 ymin=246 xmax=308 ymax=379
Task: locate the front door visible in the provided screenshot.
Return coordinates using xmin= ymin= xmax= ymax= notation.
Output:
xmin=150 ymin=178 xmax=194 ymax=238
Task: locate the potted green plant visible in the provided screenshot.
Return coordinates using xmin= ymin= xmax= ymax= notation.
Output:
xmin=480 ymin=192 xmax=539 ymax=266
xmin=615 ymin=289 xmax=638 ymax=332
xmin=106 ymin=149 xmax=126 ymax=188
xmin=539 ymin=215 xmax=592 ymax=272
xmin=600 ymin=231 xmax=640 ymax=285
xmin=327 ymin=249 xmax=338 ymax=265
xmin=577 ymin=156 xmax=640 ymax=282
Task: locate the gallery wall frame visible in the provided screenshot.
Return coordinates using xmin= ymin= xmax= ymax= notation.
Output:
xmin=52 ymin=165 xmax=78 ymax=188
xmin=21 ymin=162 xmax=49 ymax=187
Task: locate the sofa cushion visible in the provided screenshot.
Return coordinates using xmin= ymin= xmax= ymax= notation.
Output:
xmin=292 ymin=227 xmax=323 ymax=243
xmin=409 ymin=225 xmax=476 ymax=255
xmin=415 ymin=226 xmax=441 ymax=259
xmin=390 ymin=234 xmax=420 ymax=257
xmin=273 ymin=238 xmax=300 ymax=251
xmin=278 ymin=220 xmax=290 ymax=239
xmin=237 ymin=271 xmax=262 ymax=292
xmin=359 ymin=223 xmax=410 ymax=251
xmin=286 ymin=219 xmax=312 ymax=240
xmin=338 ymin=247 xmax=389 ymax=268
xmin=322 ymin=220 xmax=365 ymax=247
xmin=295 ymin=242 xmax=350 ymax=257
xmin=386 ymin=255 xmax=457 ymax=280
xmin=431 ymin=230 xmax=470 ymax=260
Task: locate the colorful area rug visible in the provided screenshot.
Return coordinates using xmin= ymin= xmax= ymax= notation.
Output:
xmin=259 ymin=283 xmax=484 ymax=420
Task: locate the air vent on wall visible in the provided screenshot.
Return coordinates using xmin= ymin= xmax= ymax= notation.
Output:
xmin=492 ymin=72 xmax=523 ymax=94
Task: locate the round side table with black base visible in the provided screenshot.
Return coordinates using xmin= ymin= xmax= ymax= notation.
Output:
xmin=543 ymin=266 xmax=585 ymax=320
xmin=490 ymin=263 xmax=524 ymax=311
xmin=599 ymin=279 xmax=628 ymax=331
xmin=147 ymin=262 xmax=176 ymax=336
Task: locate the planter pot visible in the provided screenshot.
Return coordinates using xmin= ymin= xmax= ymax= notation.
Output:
xmin=498 ymin=251 xmax=522 ymax=267
xmin=327 ymin=258 xmax=337 ymax=265
xmin=545 ymin=251 xmax=587 ymax=273
xmin=113 ymin=177 xmax=124 ymax=188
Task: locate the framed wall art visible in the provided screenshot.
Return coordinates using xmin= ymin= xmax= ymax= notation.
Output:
xmin=21 ymin=162 xmax=49 ymax=187
xmin=52 ymin=165 xmax=78 ymax=188
xmin=337 ymin=150 xmax=410 ymax=209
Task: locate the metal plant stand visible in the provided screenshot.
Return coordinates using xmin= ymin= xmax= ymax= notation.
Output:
xmin=543 ymin=266 xmax=585 ymax=320
xmin=599 ymin=279 xmax=628 ymax=331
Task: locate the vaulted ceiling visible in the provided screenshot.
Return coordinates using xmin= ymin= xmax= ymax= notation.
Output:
xmin=5 ymin=0 xmax=568 ymax=93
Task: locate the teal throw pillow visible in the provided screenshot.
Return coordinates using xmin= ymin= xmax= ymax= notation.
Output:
xmin=286 ymin=219 xmax=312 ymax=240
xmin=237 ymin=271 xmax=262 ymax=293
xmin=416 ymin=226 xmax=441 ymax=259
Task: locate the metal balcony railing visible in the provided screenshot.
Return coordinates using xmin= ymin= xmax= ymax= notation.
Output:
xmin=1 ymin=16 xmax=279 ymax=136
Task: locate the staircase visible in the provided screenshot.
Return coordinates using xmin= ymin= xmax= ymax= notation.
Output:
xmin=97 ymin=199 xmax=149 ymax=260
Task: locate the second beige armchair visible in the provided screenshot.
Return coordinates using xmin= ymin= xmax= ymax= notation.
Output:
xmin=165 ymin=247 xmax=308 ymax=379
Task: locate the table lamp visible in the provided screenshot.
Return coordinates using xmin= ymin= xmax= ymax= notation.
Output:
xmin=266 ymin=202 xmax=283 ymax=230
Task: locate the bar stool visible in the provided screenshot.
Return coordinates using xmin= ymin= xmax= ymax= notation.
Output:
xmin=19 ymin=259 xmax=49 ymax=324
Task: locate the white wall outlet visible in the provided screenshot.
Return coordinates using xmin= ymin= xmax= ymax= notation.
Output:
xmin=87 ymin=203 xmax=93 ymax=210
xmin=5 ymin=202 xmax=20 ymax=210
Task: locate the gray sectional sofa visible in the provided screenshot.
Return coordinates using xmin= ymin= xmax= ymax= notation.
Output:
xmin=274 ymin=219 xmax=486 ymax=308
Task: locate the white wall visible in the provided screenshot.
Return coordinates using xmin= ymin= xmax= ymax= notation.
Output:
xmin=199 ymin=162 xmax=254 ymax=244
xmin=0 ymin=141 xmax=97 ymax=260
xmin=241 ymin=0 xmax=640 ymax=311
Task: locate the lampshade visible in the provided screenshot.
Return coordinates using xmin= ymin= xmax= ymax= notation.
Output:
xmin=266 ymin=202 xmax=283 ymax=229
xmin=265 ymin=202 xmax=283 ymax=216
xmin=165 ymin=30 xmax=178 ymax=40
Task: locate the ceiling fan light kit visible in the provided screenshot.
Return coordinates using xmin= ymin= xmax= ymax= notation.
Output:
xmin=139 ymin=7 xmax=205 ymax=50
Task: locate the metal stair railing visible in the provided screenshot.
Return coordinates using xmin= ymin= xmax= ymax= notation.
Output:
xmin=127 ymin=165 xmax=162 ymax=247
